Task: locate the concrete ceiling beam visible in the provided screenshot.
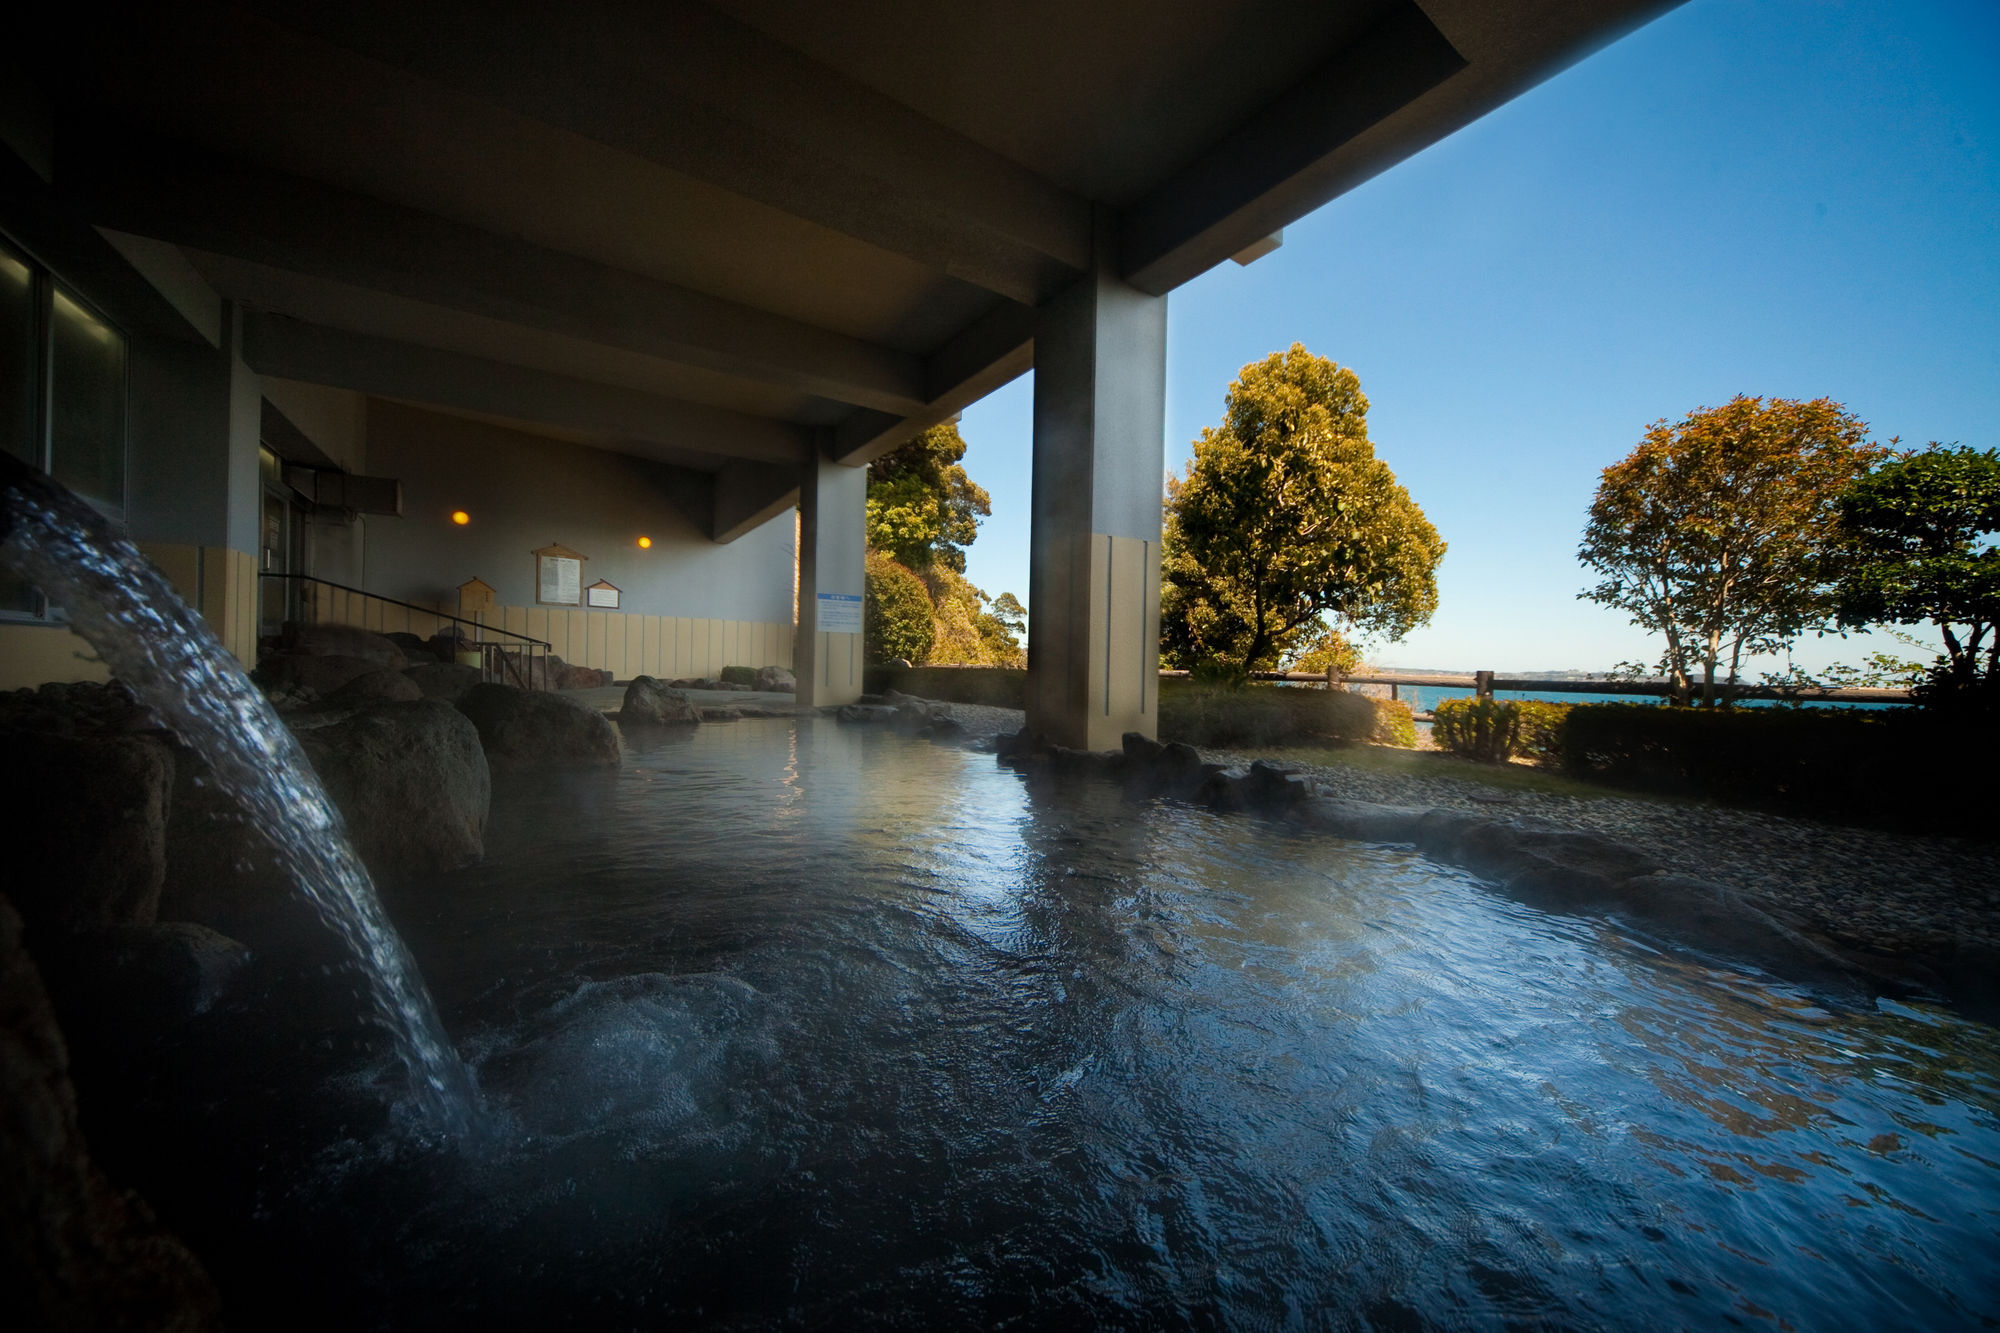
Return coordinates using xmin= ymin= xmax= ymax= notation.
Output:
xmin=248 ymin=0 xmax=1092 ymax=305
xmin=1119 ymin=0 xmax=1679 ymax=295
xmin=241 ymin=313 xmax=813 ymax=467
xmin=65 ymin=133 xmax=929 ymax=417
xmin=1118 ymin=1 xmax=1466 ymax=296
xmin=712 ymin=459 xmax=803 ymax=545
xmin=827 ymin=298 xmax=1037 ymax=467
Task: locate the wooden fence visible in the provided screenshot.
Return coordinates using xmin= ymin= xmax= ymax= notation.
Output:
xmin=1159 ymin=667 xmax=1914 ymax=706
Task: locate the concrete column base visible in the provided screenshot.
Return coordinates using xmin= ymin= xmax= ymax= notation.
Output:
xmin=794 ymin=455 xmax=866 ymax=708
xmin=1026 ymin=531 xmax=1161 ymax=751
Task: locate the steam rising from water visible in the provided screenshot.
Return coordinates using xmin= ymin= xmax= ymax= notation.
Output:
xmin=0 ymin=462 xmax=476 ymax=1137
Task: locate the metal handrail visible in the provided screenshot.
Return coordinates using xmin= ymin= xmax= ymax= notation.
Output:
xmin=260 ymin=571 xmax=554 ymax=689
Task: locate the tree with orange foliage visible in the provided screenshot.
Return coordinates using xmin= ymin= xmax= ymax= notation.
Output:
xmin=1579 ymin=396 xmax=1887 ymax=705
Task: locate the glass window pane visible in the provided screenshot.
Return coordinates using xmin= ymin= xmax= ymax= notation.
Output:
xmin=49 ymin=287 xmax=126 ymax=512
xmin=0 ymin=247 xmax=40 ymax=614
xmin=0 ymin=246 xmax=34 ymax=465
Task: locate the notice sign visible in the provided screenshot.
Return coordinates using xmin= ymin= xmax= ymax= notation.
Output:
xmin=533 ymin=542 xmax=587 ymax=605
xmin=816 ymin=591 xmax=863 ymax=634
xmin=586 ymin=579 xmax=621 ymax=609
xmin=536 ymin=548 xmax=584 ymax=600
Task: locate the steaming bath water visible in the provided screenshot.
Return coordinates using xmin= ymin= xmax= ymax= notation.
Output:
xmin=0 ymin=461 xmax=477 ymax=1136
xmin=5 ymin=464 xmax=1995 ymax=1325
xmin=127 ymin=719 xmax=1997 ymax=1328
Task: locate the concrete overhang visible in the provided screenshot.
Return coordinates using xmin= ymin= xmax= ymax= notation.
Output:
xmin=21 ymin=0 xmax=1679 ymax=532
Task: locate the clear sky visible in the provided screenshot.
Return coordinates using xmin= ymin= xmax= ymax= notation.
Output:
xmin=956 ymin=0 xmax=2000 ymax=674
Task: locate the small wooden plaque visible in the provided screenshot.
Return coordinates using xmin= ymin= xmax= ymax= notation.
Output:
xmin=457 ymin=577 xmax=496 ymax=616
xmin=585 ymin=579 xmax=621 ymax=609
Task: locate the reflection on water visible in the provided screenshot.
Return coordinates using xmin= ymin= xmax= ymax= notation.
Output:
xmin=173 ymin=720 xmax=2000 ymax=1326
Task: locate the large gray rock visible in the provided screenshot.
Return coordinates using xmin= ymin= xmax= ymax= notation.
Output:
xmin=157 ymin=761 xmax=302 ymax=947
xmin=284 ymin=623 xmax=406 ymax=670
xmin=0 ymin=894 xmax=222 ymax=1331
xmin=258 ymin=652 xmax=388 ymax=698
xmin=457 ymin=683 xmax=622 ymax=769
xmin=0 ymin=731 xmax=173 ymax=935
xmin=403 ymin=661 xmax=485 ymax=703
xmin=36 ymin=921 xmax=253 ymax=1032
xmin=621 ymin=676 xmax=699 ymax=725
xmin=331 ymin=668 xmax=424 ymax=703
xmin=556 ymin=663 xmax=614 ymax=690
xmin=382 ymin=630 xmax=430 ymax=660
xmin=755 ymin=664 xmax=796 ymax=692
xmin=296 ymin=700 xmax=492 ymax=876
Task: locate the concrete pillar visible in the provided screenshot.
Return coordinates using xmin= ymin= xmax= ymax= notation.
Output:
xmin=1026 ymin=220 xmax=1168 ymax=751
xmin=794 ymin=453 xmax=866 ymax=707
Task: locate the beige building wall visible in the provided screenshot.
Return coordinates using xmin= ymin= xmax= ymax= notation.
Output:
xmin=0 ymin=625 xmax=111 ymax=689
xmin=0 ymin=543 xmax=259 ymax=691
xmin=303 ymin=582 xmax=790 ymax=682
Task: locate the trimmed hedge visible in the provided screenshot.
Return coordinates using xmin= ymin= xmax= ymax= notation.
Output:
xmin=1432 ymin=698 xmax=1520 ymax=762
xmin=1371 ymin=697 xmax=1419 ymax=749
xmin=719 ymin=665 xmax=758 ymax=687
xmin=865 ymin=665 xmax=1026 ymax=708
xmin=1158 ymin=681 xmax=1379 ymax=749
xmin=1433 ymin=697 xmax=1574 ymax=763
xmin=1513 ymin=700 xmax=1573 ymax=763
xmin=860 ymin=671 xmax=1415 ymax=749
xmin=1555 ymin=702 xmax=1985 ymax=832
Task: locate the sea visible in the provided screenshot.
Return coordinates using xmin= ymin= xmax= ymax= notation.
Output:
xmin=1369 ymin=684 xmax=1900 ymax=717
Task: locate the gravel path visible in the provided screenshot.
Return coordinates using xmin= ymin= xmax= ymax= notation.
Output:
xmin=919 ymin=699 xmax=1999 ymax=961
xmin=1231 ymin=749 xmax=2000 ymax=961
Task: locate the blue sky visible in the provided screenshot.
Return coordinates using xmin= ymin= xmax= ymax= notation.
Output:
xmin=956 ymin=0 xmax=2000 ymax=673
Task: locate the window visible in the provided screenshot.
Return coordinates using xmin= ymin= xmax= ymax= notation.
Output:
xmin=0 ymin=235 xmax=129 ymax=622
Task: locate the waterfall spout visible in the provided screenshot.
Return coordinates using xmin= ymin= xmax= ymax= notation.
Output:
xmin=0 ymin=458 xmax=478 ymax=1138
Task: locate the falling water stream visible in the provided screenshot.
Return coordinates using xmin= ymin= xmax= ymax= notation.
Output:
xmin=0 ymin=458 xmax=477 ymax=1137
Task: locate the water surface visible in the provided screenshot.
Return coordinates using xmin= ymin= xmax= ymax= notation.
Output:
xmin=166 ymin=719 xmax=2000 ymax=1327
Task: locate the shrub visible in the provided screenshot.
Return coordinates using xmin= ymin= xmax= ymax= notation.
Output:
xmin=1371 ymin=697 xmax=1419 ymax=748
xmin=1432 ymin=698 xmax=1521 ymax=762
xmin=1158 ymin=681 xmax=1379 ymax=749
xmin=1554 ymin=702 xmax=1987 ymax=832
xmin=719 ymin=665 xmax=757 ymax=687
xmin=865 ymin=665 xmax=1026 ymax=709
xmin=865 ymin=550 xmax=934 ymax=665
xmin=1512 ymin=700 xmax=1573 ymax=763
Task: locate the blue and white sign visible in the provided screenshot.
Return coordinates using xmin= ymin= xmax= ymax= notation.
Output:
xmin=816 ymin=591 xmax=863 ymax=634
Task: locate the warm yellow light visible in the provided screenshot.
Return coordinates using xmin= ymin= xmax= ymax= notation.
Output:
xmin=450 ymin=510 xmax=470 ymax=525
xmin=637 ymin=535 xmax=652 ymax=548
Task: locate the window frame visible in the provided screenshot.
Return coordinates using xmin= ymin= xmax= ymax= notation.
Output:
xmin=0 ymin=230 xmax=130 ymax=625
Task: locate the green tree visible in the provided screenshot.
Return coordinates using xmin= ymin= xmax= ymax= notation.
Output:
xmin=865 ymin=421 xmax=990 ymax=573
xmin=1578 ymin=395 xmax=1886 ymax=706
xmin=990 ymin=591 xmax=1027 ymax=638
xmin=864 ymin=550 xmax=934 ymax=664
xmin=1285 ymin=621 xmax=1362 ymax=677
xmin=1161 ymin=344 xmax=1444 ymax=673
xmin=1833 ymin=445 xmax=2000 ymax=709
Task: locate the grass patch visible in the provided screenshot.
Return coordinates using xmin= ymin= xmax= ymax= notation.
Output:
xmin=1253 ymin=741 xmax=1699 ymax=804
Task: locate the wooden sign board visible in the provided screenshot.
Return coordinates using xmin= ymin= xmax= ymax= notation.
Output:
xmin=532 ymin=542 xmax=586 ymax=606
xmin=585 ymin=578 xmax=621 ymax=609
xmin=457 ymin=576 xmax=496 ymax=616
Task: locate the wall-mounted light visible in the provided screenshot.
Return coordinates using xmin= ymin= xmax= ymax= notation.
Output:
xmin=451 ymin=510 xmax=471 ymax=526
xmin=636 ymin=535 xmax=652 ymax=548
